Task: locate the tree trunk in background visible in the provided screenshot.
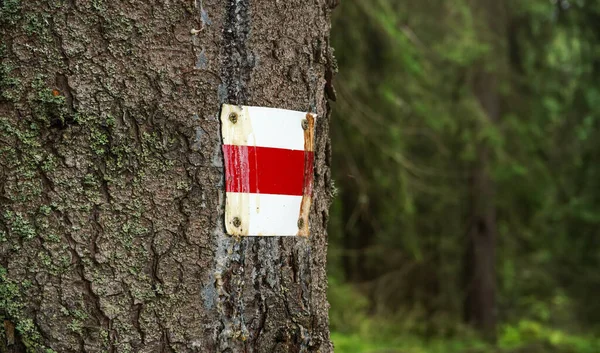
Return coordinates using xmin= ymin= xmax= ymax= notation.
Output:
xmin=464 ymin=0 xmax=505 ymax=341
xmin=464 ymin=138 xmax=498 ymax=340
xmin=340 ymin=187 xmax=372 ymax=283
xmin=0 ymin=1 xmax=335 ymax=352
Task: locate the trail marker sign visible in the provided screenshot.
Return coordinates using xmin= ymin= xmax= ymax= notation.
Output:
xmin=220 ymin=104 xmax=316 ymax=236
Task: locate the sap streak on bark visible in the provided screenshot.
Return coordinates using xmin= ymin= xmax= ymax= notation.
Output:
xmin=220 ymin=0 xmax=252 ymax=105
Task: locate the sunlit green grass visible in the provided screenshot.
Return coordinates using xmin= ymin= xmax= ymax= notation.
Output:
xmin=328 ymin=278 xmax=600 ymax=353
xmin=331 ymin=332 xmax=489 ymax=353
xmin=331 ymin=323 xmax=600 ymax=353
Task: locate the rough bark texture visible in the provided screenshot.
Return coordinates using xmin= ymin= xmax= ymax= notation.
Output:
xmin=0 ymin=1 xmax=335 ymax=352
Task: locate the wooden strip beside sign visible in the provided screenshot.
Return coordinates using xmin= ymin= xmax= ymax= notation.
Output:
xmin=220 ymin=104 xmax=316 ymax=236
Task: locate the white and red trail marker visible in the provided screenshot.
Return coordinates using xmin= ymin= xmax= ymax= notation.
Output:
xmin=220 ymin=104 xmax=316 ymax=236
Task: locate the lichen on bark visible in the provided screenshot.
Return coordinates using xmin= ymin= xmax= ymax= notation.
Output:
xmin=0 ymin=0 xmax=335 ymax=352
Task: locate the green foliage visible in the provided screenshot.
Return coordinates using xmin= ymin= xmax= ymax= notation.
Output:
xmin=333 ymin=324 xmax=600 ymax=353
xmin=330 ymin=309 xmax=600 ymax=353
xmin=329 ymin=0 xmax=600 ymax=350
xmin=328 ymin=278 xmax=370 ymax=334
xmin=499 ymin=320 xmax=600 ymax=353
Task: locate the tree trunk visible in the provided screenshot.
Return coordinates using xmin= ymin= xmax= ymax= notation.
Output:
xmin=0 ymin=1 xmax=335 ymax=352
xmin=464 ymin=138 xmax=498 ymax=340
xmin=340 ymin=185 xmax=372 ymax=283
xmin=463 ymin=0 xmax=505 ymax=341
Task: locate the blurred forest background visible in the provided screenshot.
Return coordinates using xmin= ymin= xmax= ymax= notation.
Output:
xmin=327 ymin=1 xmax=600 ymax=352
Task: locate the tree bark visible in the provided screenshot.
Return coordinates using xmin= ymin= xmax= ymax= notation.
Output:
xmin=0 ymin=1 xmax=334 ymax=352
xmin=464 ymin=138 xmax=498 ymax=340
xmin=463 ymin=0 xmax=505 ymax=341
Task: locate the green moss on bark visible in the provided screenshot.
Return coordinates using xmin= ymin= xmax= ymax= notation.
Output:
xmin=0 ymin=266 xmax=57 ymax=353
xmin=0 ymin=0 xmax=21 ymax=26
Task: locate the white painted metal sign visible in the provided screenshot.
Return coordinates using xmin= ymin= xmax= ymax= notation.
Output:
xmin=220 ymin=104 xmax=316 ymax=236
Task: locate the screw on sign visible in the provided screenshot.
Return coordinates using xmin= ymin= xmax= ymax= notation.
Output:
xmin=220 ymin=104 xmax=316 ymax=236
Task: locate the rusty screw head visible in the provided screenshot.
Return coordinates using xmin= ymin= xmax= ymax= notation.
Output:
xmin=232 ymin=217 xmax=241 ymax=227
xmin=229 ymin=112 xmax=238 ymax=124
xmin=301 ymin=119 xmax=309 ymax=131
xmin=297 ymin=218 xmax=305 ymax=229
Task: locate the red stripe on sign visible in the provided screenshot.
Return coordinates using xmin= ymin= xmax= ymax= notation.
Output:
xmin=223 ymin=145 xmax=314 ymax=196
